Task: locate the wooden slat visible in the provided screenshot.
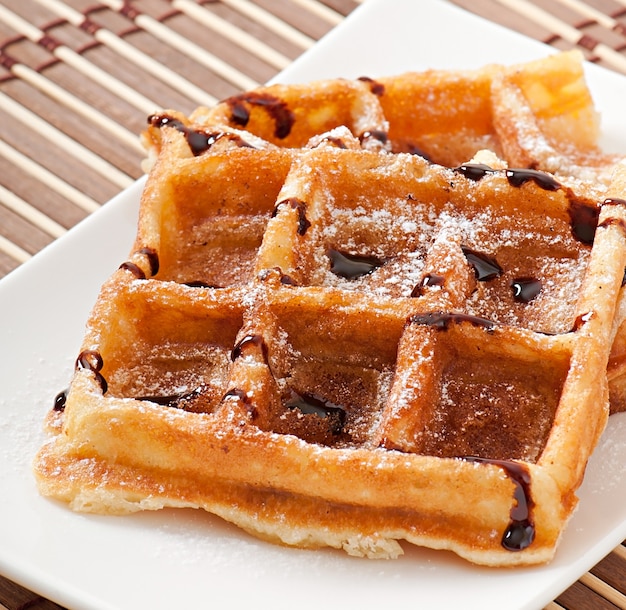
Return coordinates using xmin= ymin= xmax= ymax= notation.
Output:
xmin=35 ymin=0 xmax=219 ymax=106
xmin=218 ymin=0 xmax=316 ymax=48
xmin=580 ymin=571 xmax=626 ymax=608
xmin=98 ymin=0 xmax=261 ymax=90
xmin=171 ymin=0 xmax=292 ymax=70
xmin=0 ymin=3 xmax=160 ymax=112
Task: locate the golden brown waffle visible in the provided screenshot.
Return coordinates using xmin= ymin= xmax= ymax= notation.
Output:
xmin=142 ymin=50 xmax=619 ymax=195
xmin=144 ymin=47 xmax=626 ymax=414
xmin=34 ymin=52 xmax=626 ymax=567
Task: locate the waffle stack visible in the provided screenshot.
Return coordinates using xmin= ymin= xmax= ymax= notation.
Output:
xmin=34 ymin=51 xmax=626 ymax=566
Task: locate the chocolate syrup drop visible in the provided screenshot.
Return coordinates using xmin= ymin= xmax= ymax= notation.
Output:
xmin=119 ymin=261 xmax=146 ymax=279
xmin=357 ymin=76 xmax=385 ymax=96
xmin=258 ymin=267 xmax=298 ymax=286
xmin=53 ymin=389 xmax=68 ymax=411
xmin=231 ymin=334 xmax=268 ymax=363
xmin=136 ymin=386 xmax=203 ymax=408
xmin=75 ymin=350 xmax=108 ymax=394
xmin=148 ymin=114 xmax=254 ymax=155
xmin=461 ymin=247 xmax=502 ymax=281
xmin=138 ymin=247 xmax=159 ymax=276
xmin=506 ymin=168 xmax=560 ymax=191
xmin=194 ymin=131 xmax=252 ymax=155
xmin=601 ymin=202 xmax=626 ymax=237
xmin=279 ymin=273 xmax=298 ymax=286
xmin=409 ymin=311 xmax=496 ymax=332
xmin=183 ymin=281 xmax=222 ymax=288
xmin=318 ymin=136 xmax=347 ymax=149
xmin=411 ymin=274 xmax=445 ymax=297
xmin=221 ymin=387 xmax=257 ymax=418
xmin=228 ymin=101 xmax=249 ymax=127
xmin=273 ymin=198 xmax=311 ymax=235
xmin=222 ymin=387 xmax=248 ymax=403
xmin=76 ymin=350 xmax=103 ymax=373
xmin=148 ymin=114 xmax=179 ymax=129
xmin=359 ymin=130 xmax=388 ymax=145
xmin=511 ymin=277 xmax=542 ymax=303
xmin=423 ymin=274 xmax=445 ymax=287
xmin=568 ymin=201 xmax=599 ymax=245
xmin=603 ymin=197 xmax=626 ymax=207
xmin=598 ymin=217 xmax=626 ymax=235
xmin=328 ymin=248 xmax=384 ymax=279
xmin=224 ymin=92 xmax=295 ymax=139
xmin=453 ymin=163 xmax=495 ymax=181
xmin=285 ymin=390 xmax=346 ymax=435
xmin=461 ymin=456 xmax=535 ymax=552
xmin=453 ymin=165 xmax=561 ymax=192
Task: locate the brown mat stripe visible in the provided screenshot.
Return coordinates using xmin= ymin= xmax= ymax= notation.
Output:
xmin=0 ymin=1 xmax=624 ymax=609
xmin=452 ymin=0 xmax=626 ymax=72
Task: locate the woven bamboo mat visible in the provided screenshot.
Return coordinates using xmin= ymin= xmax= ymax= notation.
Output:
xmin=0 ymin=1 xmax=625 ymax=608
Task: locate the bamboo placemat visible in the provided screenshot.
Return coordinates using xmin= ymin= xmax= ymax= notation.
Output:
xmin=0 ymin=1 xmax=625 ymax=608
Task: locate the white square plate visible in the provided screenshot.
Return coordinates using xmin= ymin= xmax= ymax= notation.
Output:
xmin=1 ymin=1 xmax=624 ymax=608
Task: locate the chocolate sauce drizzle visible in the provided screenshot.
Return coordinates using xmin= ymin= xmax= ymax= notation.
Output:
xmin=604 ymin=197 xmax=626 ymax=207
xmin=272 ymin=198 xmax=311 ymax=235
xmin=452 ymin=163 xmax=601 ymax=245
xmin=505 ymin=168 xmax=560 ymax=191
xmin=411 ymin=273 xmax=445 ymax=297
xmin=453 ymin=163 xmax=495 ymax=181
xmin=328 ymin=248 xmax=385 ymax=279
xmin=221 ymin=387 xmax=257 ymax=419
xmin=409 ymin=311 xmax=496 ymax=332
xmin=119 ymin=261 xmax=146 ymax=279
xmin=285 ymin=390 xmax=346 ymax=435
xmin=453 ymin=164 xmax=560 ymax=191
xmin=258 ymin=267 xmax=298 ymax=286
xmin=53 ymin=351 xmax=108 ymax=410
xmin=511 ymin=277 xmax=542 ymax=303
xmin=53 ymin=389 xmax=68 ymax=411
xmin=357 ymin=76 xmax=385 ymax=96
xmin=183 ymin=281 xmax=222 ymax=288
xmin=461 ymin=246 xmax=502 ymax=281
xmin=588 ymin=197 xmax=626 ymax=240
xmin=148 ymin=114 xmax=255 ymax=155
xmin=136 ymin=386 xmax=203 ymax=408
xmin=279 ymin=273 xmax=298 ymax=286
xmin=318 ymin=136 xmax=348 ymax=149
xmin=139 ymin=247 xmax=159 ymax=276
xmin=75 ymin=349 xmax=108 ymax=394
xmin=231 ymin=333 xmax=268 ymax=363
xmin=119 ymin=247 xmax=160 ymax=280
xmin=222 ymin=387 xmax=248 ymax=403
xmin=223 ymin=92 xmax=295 ymax=139
xmin=461 ymin=456 xmax=535 ymax=552
xmin=598 ymin=217 xmax=626 ymax=236
xmin=568 ymin=200 xmax=599 ymax=245
xmin=359 ymin=130 xmax=388 ymax=145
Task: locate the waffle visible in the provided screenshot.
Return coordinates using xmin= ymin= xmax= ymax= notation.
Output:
xmin=34 ymin=52 xmax=626 ymax=567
